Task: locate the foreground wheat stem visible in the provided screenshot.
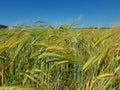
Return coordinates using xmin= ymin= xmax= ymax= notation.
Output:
xmin=1 ymin=60 xmax=4 ymax=86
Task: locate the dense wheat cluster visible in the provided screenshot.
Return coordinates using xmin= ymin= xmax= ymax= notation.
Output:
xmin=0 ymin=27 xmax=120 ymax=90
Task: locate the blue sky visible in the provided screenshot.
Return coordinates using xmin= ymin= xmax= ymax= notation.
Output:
xmin=0 ymin=0 xmax=120 ymax=27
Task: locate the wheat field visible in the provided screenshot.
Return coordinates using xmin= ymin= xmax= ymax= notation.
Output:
xmin=0 ymin=26 xmax=120 ymax=90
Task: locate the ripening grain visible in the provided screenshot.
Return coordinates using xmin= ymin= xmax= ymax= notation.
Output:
xmin=0 ymin=27 xmax=120 ymax=90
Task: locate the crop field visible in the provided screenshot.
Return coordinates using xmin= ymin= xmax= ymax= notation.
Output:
xmin=0 ymin=27 xmax=120 ymax=90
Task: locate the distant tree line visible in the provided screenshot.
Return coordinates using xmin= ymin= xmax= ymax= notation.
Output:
xmin=74 ymin=26 xmax=110 ymax=30
xmin=0 ymin=25 xmax=8 ymax=29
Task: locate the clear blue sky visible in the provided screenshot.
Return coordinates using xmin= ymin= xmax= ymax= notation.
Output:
xmin=0 ymin=0 xmax=120 ymax=27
